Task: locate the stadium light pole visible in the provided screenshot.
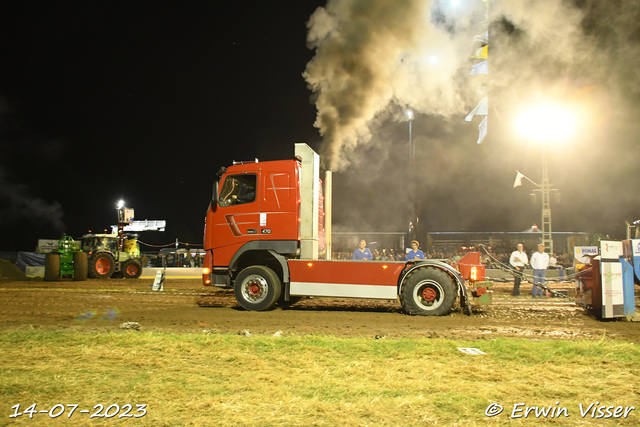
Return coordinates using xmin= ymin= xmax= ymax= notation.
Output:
xmin=517 ymin=106 xmax=575 ymax=255
xmin=406 ymin=110 xmax=414 ymax=162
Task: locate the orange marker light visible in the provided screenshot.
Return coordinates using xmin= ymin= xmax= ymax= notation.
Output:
xmin=307 ymin=263 xmax=313 ymax=267
xmin=470 ymin=266 xmax=477 ymax=281
xmin=382 ymin=265 xmax=388 ymax=269
xmin=203 ymin=268 xmax=211 ymax=275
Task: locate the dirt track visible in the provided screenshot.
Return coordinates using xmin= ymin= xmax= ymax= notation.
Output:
xmin=1 ymin=277 xmax=639 ymax=341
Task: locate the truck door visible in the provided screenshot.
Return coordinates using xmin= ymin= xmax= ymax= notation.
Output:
xmin=258 ymin=162 xmax=299 ymax=242
xmin=212 ymin=171 xmax=261 ymax=262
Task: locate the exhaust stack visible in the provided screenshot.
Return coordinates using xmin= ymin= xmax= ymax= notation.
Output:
xmin=295 ymin=143 xmax=320 ymax=260
xmin=325 ymin=170 xmax=332 ymax=260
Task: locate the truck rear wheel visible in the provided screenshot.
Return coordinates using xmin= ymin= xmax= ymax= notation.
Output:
xmin=122 ymin=259 xmax=143 ymax=279
xmin=234 ymin=266 xmax=282 ymax=311
xmin=44 ymin=253 xmax=61 ymax=282
xmin=73 ymin=252 xmax=88 ymax=281
xmin=400 ymin=267 xmax=456 ymax=316
xmin=89 ymin=253 xmax=115 ymax=279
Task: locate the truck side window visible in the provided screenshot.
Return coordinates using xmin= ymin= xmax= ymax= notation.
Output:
xmin=219 ymin=174 xmax=257 ymax=207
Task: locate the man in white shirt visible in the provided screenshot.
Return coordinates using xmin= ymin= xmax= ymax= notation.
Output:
xmin=509 ymin=243 xmax=528 ymax=296
xmin=530 ymin=244 xmax=550 ymax=297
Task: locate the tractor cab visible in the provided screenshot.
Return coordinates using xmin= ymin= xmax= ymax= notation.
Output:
xmin=81 ymin=234 xmax=119 ymax=255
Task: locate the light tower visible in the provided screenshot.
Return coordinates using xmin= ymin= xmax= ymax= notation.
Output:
xmin=116 ymin=200 xmax=134 ymax=251
xmin=517 ymin=106 xmax=575 ymax=255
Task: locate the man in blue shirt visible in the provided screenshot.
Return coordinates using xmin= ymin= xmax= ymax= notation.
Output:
xmin=406 ymin=240 xmax=425 ymax=261
xmin=353 ymin=240 xmax=373 ymax=261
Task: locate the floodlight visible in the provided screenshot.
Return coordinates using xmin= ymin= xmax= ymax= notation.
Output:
xmin=517 ymin=106 xmax=575 ymax=141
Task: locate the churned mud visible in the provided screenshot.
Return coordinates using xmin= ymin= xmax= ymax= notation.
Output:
xmin=0 ymin=276 xmax=639 ymax=342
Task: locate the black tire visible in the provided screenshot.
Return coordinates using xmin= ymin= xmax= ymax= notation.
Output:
xmin=73 ymin=252 xmax=88 ymax=281
xmin=122 ymin=259 xmax=143 ymax=279
xmin=89 ymin=253 xmax=115 ymax=279
xmin=400 ymin=267 xmax=456 ymax=316
xmin=234 ymin=266 xmax=282 ymax=311
xmin=44 ymin=253 xmax=61 ymax=282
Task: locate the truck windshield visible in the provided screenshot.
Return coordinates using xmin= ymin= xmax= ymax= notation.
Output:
xmin=219 ymin=174 xmax=257 ymax=207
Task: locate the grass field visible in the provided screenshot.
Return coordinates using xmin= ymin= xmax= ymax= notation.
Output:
xmin=1 ymin=330 xmax=638 ymax=426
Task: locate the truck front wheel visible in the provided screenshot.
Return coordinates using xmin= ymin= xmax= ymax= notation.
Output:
xmin=400 ymin=267 xmax=456 ymax=316
xmin=234 ymin=266 xmax=282 ymax=311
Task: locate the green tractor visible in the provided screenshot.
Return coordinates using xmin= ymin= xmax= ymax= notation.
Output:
xmin=81 ymin=234 xmax=143 ymax=279
xmin=44 ymin=236 xmax=88 ymax=281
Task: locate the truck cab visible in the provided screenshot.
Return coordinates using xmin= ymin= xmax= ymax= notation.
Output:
xmin=204 ymin=158 xmax=305 ymax=287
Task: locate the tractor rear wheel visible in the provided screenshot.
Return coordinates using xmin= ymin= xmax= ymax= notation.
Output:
xmin=73 ymin=252 xmax=88 ymax=281
xmin=122 ymin=259 xmax=143 ymax=279
xmin=234 ymin=266 xmax=281 ymax=311
xmin=44 ymin=253 xmax=61 ymax=282
xmin=89 ymin=253 xmax=115 ymax=279
xmin=400 ymin=267 xmax=456 ymax=316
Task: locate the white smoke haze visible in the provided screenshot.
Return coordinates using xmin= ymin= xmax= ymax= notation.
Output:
xmin=305 ymin=0 xmax=640 ymax=237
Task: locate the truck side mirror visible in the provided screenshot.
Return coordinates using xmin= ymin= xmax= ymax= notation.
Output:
xmin=211 ymin=180 xmax=219 ymax=211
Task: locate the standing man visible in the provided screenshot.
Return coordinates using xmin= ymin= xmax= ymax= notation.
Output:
xmin=406 ymin=240 xmax=425 ymax=260
xmin=509 ymin=243 xmax=528 ymax=296
xmin=530 ymin=244 xmax=550 ymax=297
xmin=353 ymin=240 xmax=373 ymax=261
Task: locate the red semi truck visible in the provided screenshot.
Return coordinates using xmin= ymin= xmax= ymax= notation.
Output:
xmin=202 ymin=143 xmax=483 ymax=315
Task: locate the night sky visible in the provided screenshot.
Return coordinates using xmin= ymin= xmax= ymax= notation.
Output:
xmin=1 ymin=0 xmax=640 ymax=252
xmin=0 ymin=1 xmax=322 ymax=250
